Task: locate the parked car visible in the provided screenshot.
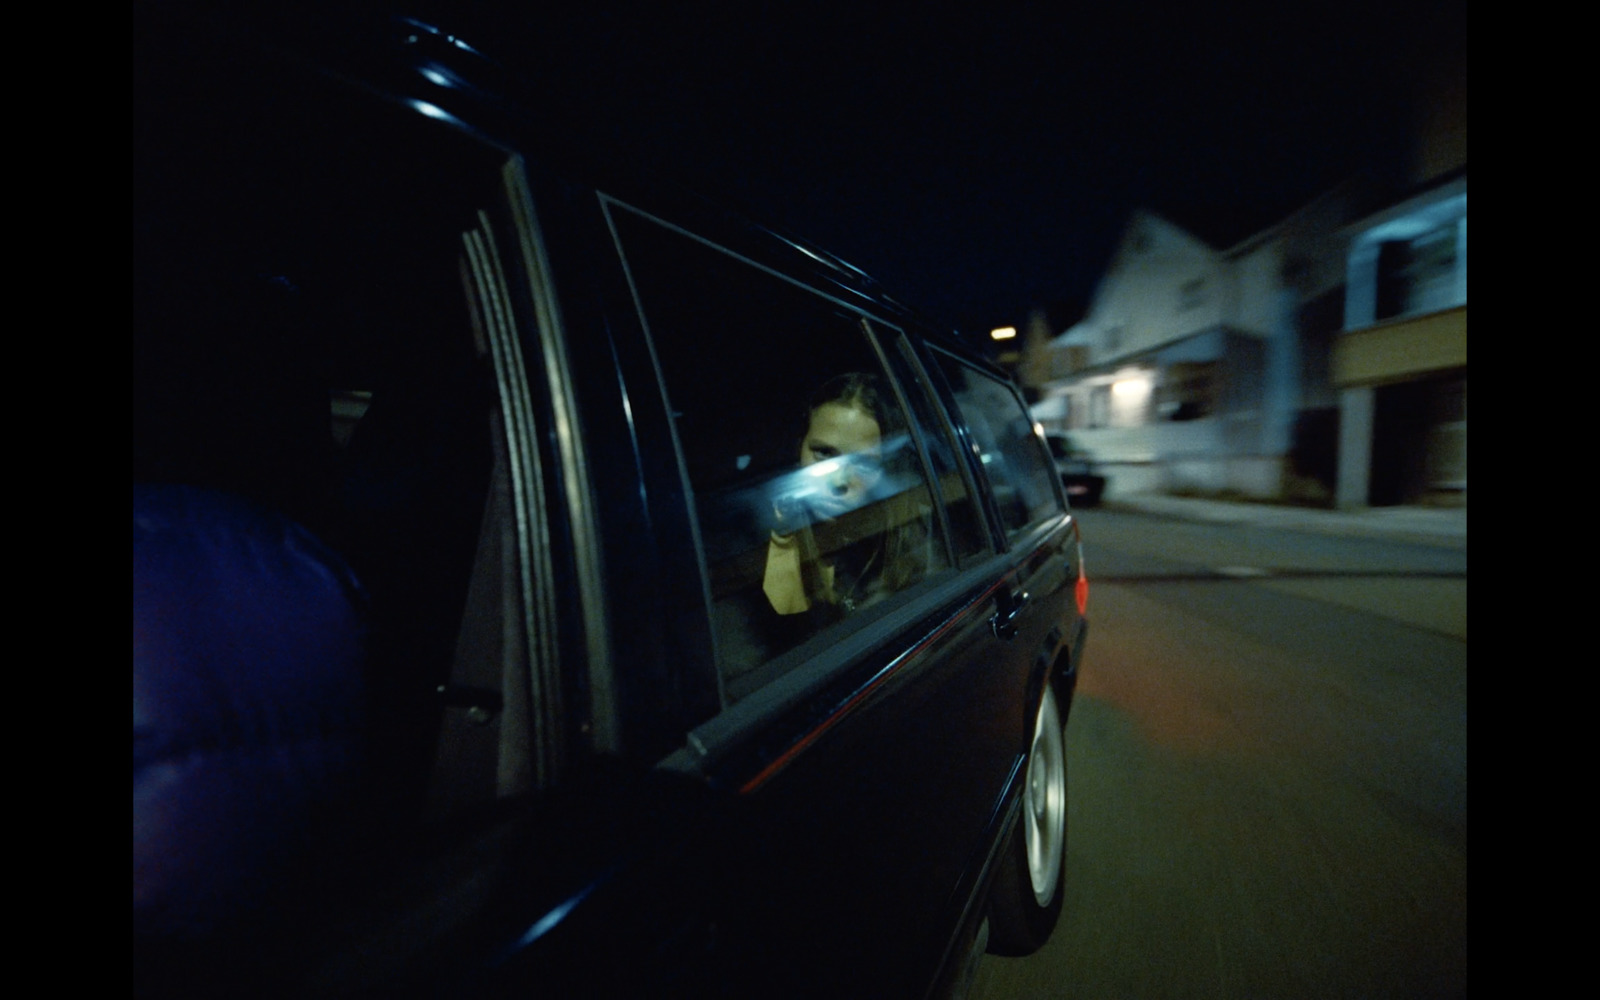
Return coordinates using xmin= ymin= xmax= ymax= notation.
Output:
xmin=134 ymin=5 xmax=1090 ymax=998
xmin=1046 ymin=433 xmax=1108 ymax=507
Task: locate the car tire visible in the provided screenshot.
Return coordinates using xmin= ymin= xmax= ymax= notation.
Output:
xmin=985 ymin=683 xmax=1067 ymax=957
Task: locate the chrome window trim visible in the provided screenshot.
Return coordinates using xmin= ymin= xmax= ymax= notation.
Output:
xmin=503 ymin=157 xmax=618 ymax=756
xmin=598 ymin=196 xmax=727 ymax=711
xmin=597 ymin=196 xmax=906 ymax=329
xmin=893 ymin=333 xmax=1001 ymax=561
xmin=462 ymin=196 xmax=566 ymax=787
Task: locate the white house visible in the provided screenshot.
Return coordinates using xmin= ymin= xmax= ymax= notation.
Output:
xmin=1034 ymin=1 xmax=1462 ymax=508
xmin=1032 ymin=186 xmax=1362 ymax=501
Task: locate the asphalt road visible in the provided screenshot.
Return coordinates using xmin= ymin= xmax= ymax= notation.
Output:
xmin=969 ymin=508 xmax=1466 ymax=1000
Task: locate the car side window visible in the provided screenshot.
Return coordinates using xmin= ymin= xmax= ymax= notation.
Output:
xmin=880 ymin=336 xmax=992 ymax=568
xmin=607 ymin=206 xmax=953 ymax=704
xmin=930 ymin=349 xmax=1064 ymax=537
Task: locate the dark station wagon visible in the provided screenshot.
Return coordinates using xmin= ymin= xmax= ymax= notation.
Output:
xmin=133 ymin=5 xmax=1090 ymax=998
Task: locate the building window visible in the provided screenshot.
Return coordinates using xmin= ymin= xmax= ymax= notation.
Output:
xmin=1156 ymin=361 xmax=1218 ymax=421
xmin=1426 ymin=377 xmax=1466 ymax=490
xmin=1376 ymin=222 xmax=1461 ymax=320
xmin=1089 ymin=385 xmax=1111 ymax=428
xmin=1066 ymin=389 xmax=1089 ymax=430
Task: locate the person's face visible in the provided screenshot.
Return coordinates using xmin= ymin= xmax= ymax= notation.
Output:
xmin=799 ymin=401 xmax=882 ymax=519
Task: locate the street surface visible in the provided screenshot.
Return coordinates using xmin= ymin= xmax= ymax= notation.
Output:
xmin=971 ymin=507 xmax=1466 ymax=1000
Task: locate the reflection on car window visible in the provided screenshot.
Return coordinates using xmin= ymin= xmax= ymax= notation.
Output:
xmin=883 ymin=340 xmax=991 ymax=568
xmin=932 ymin=350 xmax=1062 ymax=537
xmin=609 ymin=207 xmax=951 ymax=703
xmin=759 ymin=372 xmax=932 ymax=616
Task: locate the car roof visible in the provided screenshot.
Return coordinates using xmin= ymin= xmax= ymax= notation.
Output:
xmin=138 ymin=0 xmax=1001 ymax=370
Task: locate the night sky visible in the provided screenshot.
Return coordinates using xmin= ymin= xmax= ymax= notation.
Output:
xmin=427 ymin=0 xmax=1462 ymax=334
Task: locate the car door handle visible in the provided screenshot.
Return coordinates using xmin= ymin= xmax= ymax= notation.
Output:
xmin=990 ymin=589 xmax=1029 ymax=641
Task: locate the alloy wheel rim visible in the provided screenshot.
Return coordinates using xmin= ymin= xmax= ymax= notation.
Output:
xmin=1023 ymin=686 xmax=1065 ymax=906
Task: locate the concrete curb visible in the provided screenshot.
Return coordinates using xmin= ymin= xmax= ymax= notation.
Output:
xmin=1097 ymin=495 xmax=1467 ymax=549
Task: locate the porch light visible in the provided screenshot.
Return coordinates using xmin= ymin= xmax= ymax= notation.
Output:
xmin=1111 ymin=375 xmax=1151 ymax=399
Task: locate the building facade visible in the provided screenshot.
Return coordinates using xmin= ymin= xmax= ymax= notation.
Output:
xmin=1332 ymin=0 xmax=1466 ymax=510
xmin=1030 ymin=187 xmax=1363 ymax=502
xmin=1333 ymin=172 xmax=1466 ymax=508
xmin=1029 ymin=3 xmax=1463 ymax=508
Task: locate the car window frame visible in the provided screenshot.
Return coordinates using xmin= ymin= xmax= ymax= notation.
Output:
xmin=595 ymin=200 xmax=1022 ymax=775
xmin=133 ymin=22 xmax=594 ymax=819
xmin=879 ymin=328 xmax=998 ymax=569
xmin=652 ymin=320 xmax=1027 ymax=777
xmin=920 ymin=342 xmax=1070 ymax=550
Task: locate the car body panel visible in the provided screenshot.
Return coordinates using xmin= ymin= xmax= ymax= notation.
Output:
xmin=133 ymin=5 xmax=1088 ymax=997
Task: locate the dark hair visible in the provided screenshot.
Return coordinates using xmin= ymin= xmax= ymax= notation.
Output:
xmin=800 ymin=372 xmax=905 ymax=445
xmin=794 ymin=372 xmax=928 ymax=609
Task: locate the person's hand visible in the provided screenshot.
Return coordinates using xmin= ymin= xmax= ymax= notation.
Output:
xmin=803 ymin=452 xmax=881 ymax=523
xmin=771 ymin=494 xmax=807 ymax=540
xmin=802 ymin=479 xmax=858 ymax=523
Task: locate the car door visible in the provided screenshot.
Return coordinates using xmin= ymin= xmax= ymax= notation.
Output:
xmin=921 ymin=344 xmax=1082 ymax=721
xmin=595 ymin=201 xmax=1051 ymax=997
xmin=134 ymin=17 xmax=745 ymax=997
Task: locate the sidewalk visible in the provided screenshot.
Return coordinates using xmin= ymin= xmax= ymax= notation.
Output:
xmin=1099 ymin=494 xmax=1467 ymax=549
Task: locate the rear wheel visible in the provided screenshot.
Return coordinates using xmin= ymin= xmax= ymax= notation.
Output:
xmin=986 ymin=684 xmax=1066 ymax=956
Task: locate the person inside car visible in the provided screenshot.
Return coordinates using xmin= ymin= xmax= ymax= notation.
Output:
xmin=712 ymin=372 xmax=937 ymax=687
xmin=762 ymin=373 xmax=932 ymax=613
